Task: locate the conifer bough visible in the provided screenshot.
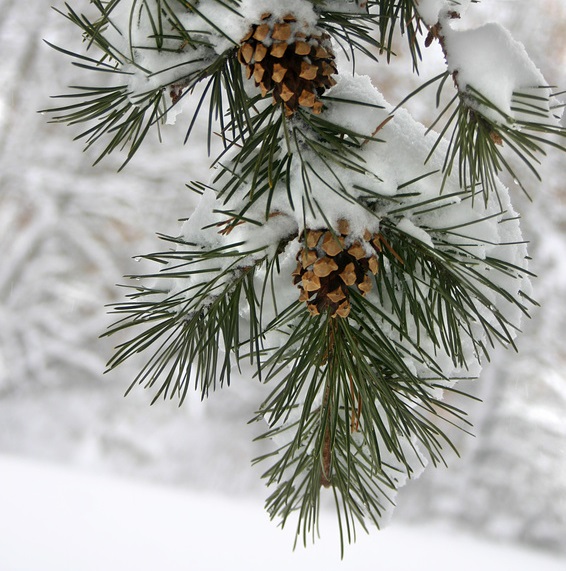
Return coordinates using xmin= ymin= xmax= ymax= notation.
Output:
xmin=45 ymin=0 xmax=565 ymax=552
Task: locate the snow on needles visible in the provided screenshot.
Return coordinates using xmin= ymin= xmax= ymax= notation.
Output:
xmin=416 ymin=2 xmax=556 ymax=125
xmin=442 ymin=20 xmax=554 ymax=125
xmin=104 ymin=0 xmax=535 ymax=532
xmin=415 ymin=0 xmax=472 ymax=26
xmin=176 ymin=69 xmax=530 ymax=378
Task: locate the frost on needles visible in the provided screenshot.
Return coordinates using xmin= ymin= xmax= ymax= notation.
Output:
xmin=45 ymin=0 xmax=565 ymax=551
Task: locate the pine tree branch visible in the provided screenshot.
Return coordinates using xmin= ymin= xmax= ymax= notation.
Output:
xmin=47 ymin=0 xmax=563 ymax=551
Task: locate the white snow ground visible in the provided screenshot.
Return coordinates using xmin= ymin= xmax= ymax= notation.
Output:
xmin=1 ymin=454 xmax=564 ymax=571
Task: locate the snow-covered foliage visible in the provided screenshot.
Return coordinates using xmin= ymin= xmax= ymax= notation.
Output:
xmin=443 ymin=21 xmax=552 ymax=123
xmin=3 ymin=2 xmax=566 ymax=560
xmin=172 ymin=70 xmax=531 ymax=368
xmin=67 ymin=0 xmax=551 ymax=540
xmin=415 ymin=0 xmax=472 ymax=26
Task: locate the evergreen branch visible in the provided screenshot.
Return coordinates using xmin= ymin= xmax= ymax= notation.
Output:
xmin=212 ymin=98 xmax=389 ymax=225
xmin=412 ymin=12 xmax=566 ymax=203
xmin=44 ymin=83 xmax=168 ymax=168
xmin=434 ymin=87 xmax=566 ymax=203
xmin=368 ymin=0 xmax=424 ymax=71
xmin=398 ymin=72 xmax=566 ymax=203
xmin=44 ymin=45 xmax=251 ymax=166
xmin=48 ymin=0 xmax=559 ymax=550
xmin=378 ymin=217 xmax=532 ymax=359
xmin=106 ymin=266 xmax=258 ymax=400
xmin=103 ymin=185 xmax=533 ymax=546
xmin=105 ymin=225 xmax=301 ymax=402
xmin=317 ymin=8 xmax=384 ymax=66
xmin=254 ymin=305 xmax=469 ymax=551
xmin=44 ymin=1 xmax=254 ymax=165
xmin=54 ymin=2 xmax=133 ymax=67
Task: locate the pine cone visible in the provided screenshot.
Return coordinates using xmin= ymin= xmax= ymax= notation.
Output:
xmin=237 ymin=12 xmax=337 ymax=116
xmin=293 ymin=220 xmax=381 ymax=318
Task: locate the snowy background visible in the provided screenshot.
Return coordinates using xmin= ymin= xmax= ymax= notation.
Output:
xmin=0 ymin=0 xmax=565 ymax=568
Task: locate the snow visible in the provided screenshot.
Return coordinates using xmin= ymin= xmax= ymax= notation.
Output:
xmin=321 ymin=73 xmax=390 ymax=136
xmin=396 ymin=217 xmax=435 ymax=248
xmin=1 ymin=454 xmax=565 ymax=571
xmin=416 ymin=0 xmax=472 ymax=26
xmin=443 ymin=22 xmax=550 ymax=122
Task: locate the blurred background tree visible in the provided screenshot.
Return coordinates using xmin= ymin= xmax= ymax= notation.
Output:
xmin=0 ymin=0 xmax=564 ymax=555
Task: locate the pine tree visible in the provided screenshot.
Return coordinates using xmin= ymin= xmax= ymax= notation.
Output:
xmin=45 ymin=0 xmax=565 ymax=551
